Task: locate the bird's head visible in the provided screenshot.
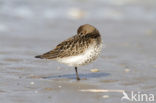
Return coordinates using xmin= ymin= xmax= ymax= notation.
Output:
xmin=77 ymin=24 xmax=99 ymax=35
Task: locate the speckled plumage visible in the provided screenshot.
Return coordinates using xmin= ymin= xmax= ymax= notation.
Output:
xmin=35 ymin=24 xmax=102 ymax=80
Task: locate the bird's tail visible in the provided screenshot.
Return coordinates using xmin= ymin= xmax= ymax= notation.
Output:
xmin=35 ymin=55 xmax=42 ymax=58
xmin=35 ymin=50 xmax=59 ymax=59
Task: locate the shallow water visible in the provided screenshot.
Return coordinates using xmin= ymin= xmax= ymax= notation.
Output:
xmin=0 ymin=0 xmax=156 ymax=103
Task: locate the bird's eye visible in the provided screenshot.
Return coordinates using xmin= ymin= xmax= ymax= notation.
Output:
xmin=80 ymin=32 xmax=83 ymax=35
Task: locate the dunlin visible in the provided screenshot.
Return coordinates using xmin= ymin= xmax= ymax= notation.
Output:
xmin=35 ymin=24 xmax=102 ymax=80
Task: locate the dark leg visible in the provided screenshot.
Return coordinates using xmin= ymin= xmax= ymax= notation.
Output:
xmin=75 ymin=67 xmax=80 ymax=80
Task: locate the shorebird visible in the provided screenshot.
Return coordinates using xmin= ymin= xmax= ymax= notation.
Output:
xmin=35 ymin=24 xmax=102 ymax=80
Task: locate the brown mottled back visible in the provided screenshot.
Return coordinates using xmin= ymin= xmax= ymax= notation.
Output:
xmin=35 ymin=24 xmax=101 ymax=59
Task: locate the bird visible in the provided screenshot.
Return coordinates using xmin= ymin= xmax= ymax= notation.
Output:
xmin=35 ymin=24 xmax=102 ymax=80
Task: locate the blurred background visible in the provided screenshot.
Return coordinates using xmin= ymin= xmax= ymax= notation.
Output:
xmin=0 ymin=0 xmax=156 ymax=103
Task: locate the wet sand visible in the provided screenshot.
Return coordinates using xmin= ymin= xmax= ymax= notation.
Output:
xmin=0 ymin=0 xmax=156 ymax=103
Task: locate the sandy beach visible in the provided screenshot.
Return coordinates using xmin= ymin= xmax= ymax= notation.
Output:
xmin=0 ymin=0 xmax=156 ymax=103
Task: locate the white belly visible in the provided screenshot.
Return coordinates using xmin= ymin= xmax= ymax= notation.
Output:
xmin=57 ymin=43 xmax=102 ymax=67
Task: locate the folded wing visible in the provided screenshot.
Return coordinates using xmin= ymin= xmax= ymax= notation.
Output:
xmin=35 ymin=35 xmax=91 ymax=59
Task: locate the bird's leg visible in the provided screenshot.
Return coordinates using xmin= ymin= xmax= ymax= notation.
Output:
xmin=75 ymin=67 xmax=80 ymax=80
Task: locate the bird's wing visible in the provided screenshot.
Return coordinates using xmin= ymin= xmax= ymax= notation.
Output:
xmin=37 ymin=35 xmax=91 ymax=59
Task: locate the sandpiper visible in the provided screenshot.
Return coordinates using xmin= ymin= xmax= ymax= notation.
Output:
xmin=35 ymin=24 xmax=102 ymax=80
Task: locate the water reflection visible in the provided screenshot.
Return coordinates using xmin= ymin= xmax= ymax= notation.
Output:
xmin=42 ymin=72 xmax=110 ymax=79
